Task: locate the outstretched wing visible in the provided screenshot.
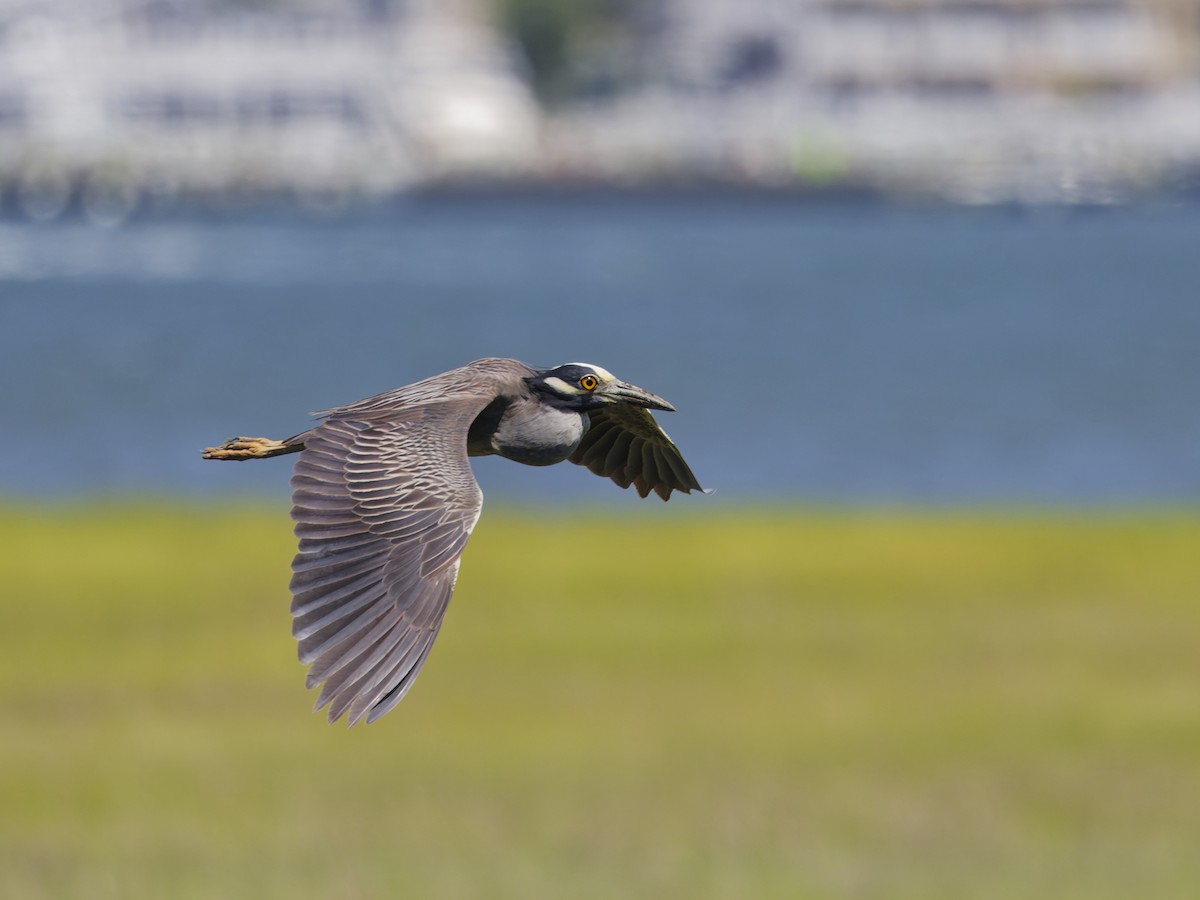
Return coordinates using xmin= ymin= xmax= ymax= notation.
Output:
xmin=568 ymin=405 xmax=705 ymax=501
xmin=288 ymin=396 xmax=490 ymax=725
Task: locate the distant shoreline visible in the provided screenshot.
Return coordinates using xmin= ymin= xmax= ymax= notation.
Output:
xmin=5 ymin=174 xmax=1200 ymax=226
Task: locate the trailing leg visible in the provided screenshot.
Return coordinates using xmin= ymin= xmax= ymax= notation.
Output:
xmin=202 ymin=436 xmax=303 ymax=461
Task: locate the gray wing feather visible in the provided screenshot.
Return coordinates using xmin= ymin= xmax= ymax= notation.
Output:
xmin=568 ymin=406 xmax=704 ymax=501
xmin=288 ymin=396 xmax=489 ymax=725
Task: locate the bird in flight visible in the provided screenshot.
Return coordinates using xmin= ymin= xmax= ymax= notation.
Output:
xmin=203 ymin=358 xmax=705 ymax=725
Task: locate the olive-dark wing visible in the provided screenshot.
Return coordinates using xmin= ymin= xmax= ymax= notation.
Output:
xmin=568 ymin=405 xmax=704 ymax=501
xmin=288 ymin=396 xmax=490 ymax=725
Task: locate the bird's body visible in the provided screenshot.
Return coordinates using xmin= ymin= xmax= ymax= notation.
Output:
xmin=204 ymin=358 xmax=704 ymax=725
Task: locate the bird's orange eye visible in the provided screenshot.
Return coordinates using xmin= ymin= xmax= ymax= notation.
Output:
xmin=580 ymin=374 xmax=599 ymax=391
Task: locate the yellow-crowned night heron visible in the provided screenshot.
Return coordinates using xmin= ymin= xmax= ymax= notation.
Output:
xmin=203 ymin=358 xmax=705 ymax=724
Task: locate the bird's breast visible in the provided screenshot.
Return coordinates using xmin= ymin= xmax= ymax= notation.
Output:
xmin=490 ymin=403 xmax=586 ymax=467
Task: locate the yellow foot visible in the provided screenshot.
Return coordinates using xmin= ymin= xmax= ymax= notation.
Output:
xmin=202 ymin=436 xmax=288 ymax=461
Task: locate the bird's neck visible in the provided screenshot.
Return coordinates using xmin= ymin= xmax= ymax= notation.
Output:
xmin=486 ymin=398 xmax=587 ymax=467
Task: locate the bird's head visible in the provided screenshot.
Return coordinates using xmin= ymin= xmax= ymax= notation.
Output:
xmin=528 ymin=363 xmax=676 ymax=413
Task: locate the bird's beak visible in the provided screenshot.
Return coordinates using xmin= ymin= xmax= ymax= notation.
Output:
xmin=607 ymin=381 xmax=677 ymax=412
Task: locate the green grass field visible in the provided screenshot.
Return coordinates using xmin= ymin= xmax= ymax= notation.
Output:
xmin=2 ymin=504 xmax=1198 ymax=899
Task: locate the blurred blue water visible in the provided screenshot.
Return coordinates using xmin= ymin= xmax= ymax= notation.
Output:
xmin=2 ymin=196 xmax=1197 ymax=505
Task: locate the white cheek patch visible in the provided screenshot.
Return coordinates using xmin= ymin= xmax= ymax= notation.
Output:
xmin=543 ymin=376 xmax=581 ymax=395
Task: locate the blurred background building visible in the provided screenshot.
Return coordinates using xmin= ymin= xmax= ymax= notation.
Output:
xmin=0 ymin=0 xmax=541 ymax=220
xmin=1 ymin=0 xmax=1199 ymax=217
xmin=551 ymin=0 xmax=1200 ymax=202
